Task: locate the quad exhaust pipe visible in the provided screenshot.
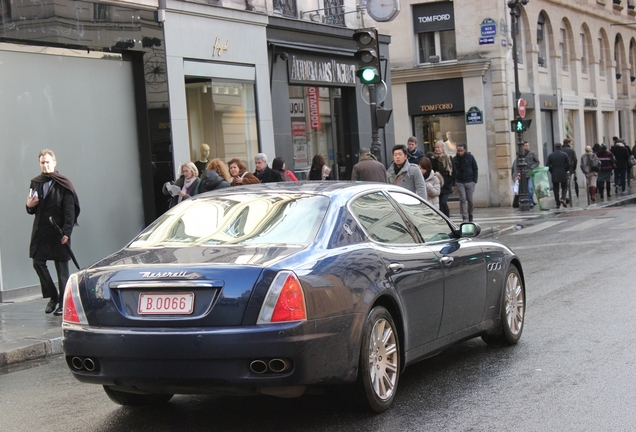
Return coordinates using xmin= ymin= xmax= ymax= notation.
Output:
xmin=249 ymin=358 xmax=292 ymax=374
xmin=70 ymin=356 xmax=100 ymax=372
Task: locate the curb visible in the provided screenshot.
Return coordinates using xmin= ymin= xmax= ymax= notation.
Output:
xmin=0 ymin=337 xmax=63 ymax=367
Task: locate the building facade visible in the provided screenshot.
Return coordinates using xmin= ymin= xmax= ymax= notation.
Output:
xmin=0 ymin=0 xmax=395 ymax=298
xmin=374 ymin=0 xmax=636 ymax=206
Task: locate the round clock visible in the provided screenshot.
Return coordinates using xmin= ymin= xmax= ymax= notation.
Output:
xmin=366 ymin=0 xmax=400 ymax=22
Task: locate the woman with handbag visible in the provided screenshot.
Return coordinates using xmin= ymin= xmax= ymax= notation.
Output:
xmin=580 ymin=146 xmax=600 ymax=203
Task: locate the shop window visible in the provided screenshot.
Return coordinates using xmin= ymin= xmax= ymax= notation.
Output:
xmin=418 ymin=30 xmax=456 ymax=64
xmin=185 ymin=79 xmax=259 ymax=173
xmin=288 ymin=86 xmax=341 ymax=180
xmin=413 ymin=114 xmax=466 ymax=156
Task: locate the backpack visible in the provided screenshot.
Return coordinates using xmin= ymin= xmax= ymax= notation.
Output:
xmin=589 ymin=155 xmax=600 ymax=172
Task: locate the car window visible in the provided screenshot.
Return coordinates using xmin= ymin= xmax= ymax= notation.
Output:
xmin=349 ymin=192 xmax=416 ymax=244
xmin=129 ymin=193 xmax=329 ymax=247
xmin=389 ymin=192 xmax=453 ymax=243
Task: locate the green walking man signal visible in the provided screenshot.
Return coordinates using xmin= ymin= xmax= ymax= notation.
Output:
xmin=511 ymin=119 xmax=532 ymax=132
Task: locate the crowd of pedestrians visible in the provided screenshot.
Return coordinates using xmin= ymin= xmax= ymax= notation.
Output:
xmin=160 ymin=138 xmax=482 ymax=221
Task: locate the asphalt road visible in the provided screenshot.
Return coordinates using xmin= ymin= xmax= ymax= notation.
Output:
xmin=1 ymin=206 xmax=635 ymax=431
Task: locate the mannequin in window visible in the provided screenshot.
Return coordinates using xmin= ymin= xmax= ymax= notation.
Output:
xmin=194 ymin=143 xmax=210 ymax=177
xmin=444 ymin=131 xmax=457 ymax=156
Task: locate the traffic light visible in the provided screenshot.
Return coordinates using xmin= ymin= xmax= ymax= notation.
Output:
xmin=353 ymin=28 xmax=381 ymax=84
xmin=376 ymin=106 xmax=393 ymax=128
xmin=510 ymin=119 xmax=531 ymax=132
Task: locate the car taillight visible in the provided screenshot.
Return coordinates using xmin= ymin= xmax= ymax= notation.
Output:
xmin=62 ymin=273 xmax=88 ymax=324
xmin=257 ymin=271 xmax=307 ymax=324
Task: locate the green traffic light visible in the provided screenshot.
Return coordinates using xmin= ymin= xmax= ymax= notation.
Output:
xmin=361 ymin=68 xmax=377 ymax=82
xmin=516 ymin=121 xmax=524 ymax=131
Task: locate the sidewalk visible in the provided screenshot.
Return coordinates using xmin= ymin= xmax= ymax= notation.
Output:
xmin=2 ymin=182 xmax=635 ymax=369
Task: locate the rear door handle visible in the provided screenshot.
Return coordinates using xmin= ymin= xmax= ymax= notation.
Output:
xmin=440 ymin=256 xmax=454 ymax=266
xmin=388 ymin=263 xmax=404 ymax=273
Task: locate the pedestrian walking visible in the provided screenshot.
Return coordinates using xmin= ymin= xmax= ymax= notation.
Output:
xmin=580 ymin=145 xmax=600 ymax=203
xmin=227 ymin=158 xmax=260 ymax=186
xmin=26 ymin=149 xmax=80 ymax=316
xmin=562 ymin=138 xmax=578 ymax=202
xmin=272 ymin=157 xmax=298 ymax=182
xmin=200 ymin=159 xmax=231 ymax=192
xmin=351 ymin=147 xmax=387 ymax=183
xmin=430 ymin=141 xmax=454 ymax=217
xmin=452 ymin=143 xmax=478 ymax=222
xmin=254 ymin=153 xmax=282 ymax=183
xmin=547 ymin=142 xmax=571 ymax=208
xmin=511 ymin=141 xmax=540 ymax=207
xmin=308 ymin=154 xmax=332 ymax=180
xmin=610 ymin=138 xmax=630 ymax=194
xmin=406 ymin=136 xmax=424 ymax=165
xmin=418 ymin=157 xmax=442 ymax=208
xmin=596 ymin=143 xmax=616 ymax=199
xmin=163 ymin=162 xmax=201 ymax=208
xmin=386 ymin=144 xmax=427 ymax=200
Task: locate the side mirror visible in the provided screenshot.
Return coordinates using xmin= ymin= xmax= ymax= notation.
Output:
xmin=460 ymin=222 xmax=481 ymax=238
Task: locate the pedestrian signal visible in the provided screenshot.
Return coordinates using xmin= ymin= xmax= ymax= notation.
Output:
xmin=511 ymin=119 xmax=532 ymax=132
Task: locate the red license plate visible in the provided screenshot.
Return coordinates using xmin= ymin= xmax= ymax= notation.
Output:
xmin=138 ymin=293 xmax=195 ymax=315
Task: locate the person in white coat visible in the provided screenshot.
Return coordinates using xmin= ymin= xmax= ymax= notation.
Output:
xmin=419 ymin=157 xmax=442 ymax=208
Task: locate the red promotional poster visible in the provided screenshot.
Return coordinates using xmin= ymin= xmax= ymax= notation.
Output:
xmin=307 ymin=87 xmax=320 ymax=130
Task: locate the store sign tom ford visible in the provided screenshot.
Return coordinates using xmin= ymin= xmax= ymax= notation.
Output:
xmin=289 ymin=55 xmax=358 ymax=87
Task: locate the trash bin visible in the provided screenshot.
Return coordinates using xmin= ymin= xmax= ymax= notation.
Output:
xmin=529 ymin=166 xmax=551 ymax=211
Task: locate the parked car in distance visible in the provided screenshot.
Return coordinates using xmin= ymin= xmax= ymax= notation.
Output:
xmin=62 ymin=182 xmax=525 ymax=412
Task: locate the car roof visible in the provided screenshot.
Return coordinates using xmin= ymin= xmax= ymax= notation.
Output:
xmin=194 ymin=181 xmax=409 ymax=201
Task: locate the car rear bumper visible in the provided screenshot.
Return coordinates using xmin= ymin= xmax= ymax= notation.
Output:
xmin=63 ymin=314 xmax=362 ymax=394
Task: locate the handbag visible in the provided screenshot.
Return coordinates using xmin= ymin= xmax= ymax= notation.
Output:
xmin=629 ymin=155 xmax=636 ymax=167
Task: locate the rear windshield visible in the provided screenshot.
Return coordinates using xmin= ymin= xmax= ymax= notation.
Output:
xmin=129 ymin=193 xmax=330 ymax=248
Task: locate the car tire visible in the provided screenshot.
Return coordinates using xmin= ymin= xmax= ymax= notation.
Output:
xmin=357 ymin=306 xmax=400 ymax=413
xmin=482 ymin=264 xmax=525 ymax=345
xmin=103 ymin=386 xmax=174 ymax=406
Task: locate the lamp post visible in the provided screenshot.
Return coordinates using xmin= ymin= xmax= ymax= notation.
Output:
xmin=508 ymin=0 xmax=530 ymax=211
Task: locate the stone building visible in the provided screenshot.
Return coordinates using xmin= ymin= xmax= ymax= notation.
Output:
xmin=372 ymin=0 xmax=636 ymax=206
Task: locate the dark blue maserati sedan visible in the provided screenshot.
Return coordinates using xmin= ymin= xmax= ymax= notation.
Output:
xmin=62 ymin=182 xmax=525 ymax=412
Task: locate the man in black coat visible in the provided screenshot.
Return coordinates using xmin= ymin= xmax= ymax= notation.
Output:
xmin=253 ymin=153 xmax=282 ymax=183
xmin=26 ymin=149 xmax=80 ymax=316
xmin=610 ymin=138 xmax=630 ymax=194
xmin=452 ymin=144 xmax=478 ymax=222
xmin=547 ymin=142 xmax=571 ymax=209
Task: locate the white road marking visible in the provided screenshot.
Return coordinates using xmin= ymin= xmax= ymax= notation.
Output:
xmin=509 ymin=221 xmax=567 ymax=235
xmin=560 ymin=218 xmax=613 ymax=232
xmin=610 ymin=219 xmax=636 ymax=229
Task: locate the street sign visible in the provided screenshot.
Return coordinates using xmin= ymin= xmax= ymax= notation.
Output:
xmin=517 ymin=98 xmax=527 ymax=118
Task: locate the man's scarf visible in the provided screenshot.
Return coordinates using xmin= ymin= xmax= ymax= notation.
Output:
xmin=31 ymin=171 xmax=81 ymax=225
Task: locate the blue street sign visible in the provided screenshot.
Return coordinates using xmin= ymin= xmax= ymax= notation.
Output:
xmin=466 ymin=106 xmax=483 ymax=125
xmin=480 ymin=18 xmax=497 ymax=37
xmin=479 ymin=37 xmax=495 ymax=45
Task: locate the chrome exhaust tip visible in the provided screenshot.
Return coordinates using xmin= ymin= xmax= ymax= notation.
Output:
xmin=268 ymin=358 xmax=291 ymax=373
xmin=249 ymin=359 xmax=268 ymax=374
xmin=83 ymin=357 xmax=97 ymax=372
xmin=71 ymin=356 xmax=84 ymax=370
